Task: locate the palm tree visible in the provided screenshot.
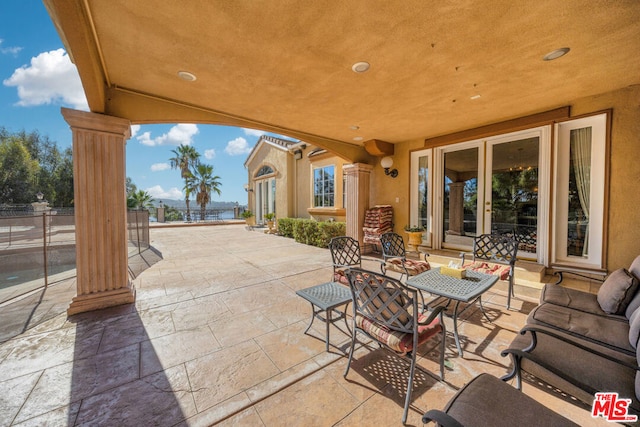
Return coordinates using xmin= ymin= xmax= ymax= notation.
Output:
xmin=169 ymin=144 xmax=200 ymax=221
xmin=187 ymin=163 xmax=222 ymax=220
xmin=127 ymin=189 xmax=154 ymax=209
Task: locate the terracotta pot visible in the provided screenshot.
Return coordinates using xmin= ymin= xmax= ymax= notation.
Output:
xmin=406 ymin=231 xmax=423 ymax=248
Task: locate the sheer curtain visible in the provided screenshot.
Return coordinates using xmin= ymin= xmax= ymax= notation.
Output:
xmin=570 ymin=127 xmax=592 ymax=256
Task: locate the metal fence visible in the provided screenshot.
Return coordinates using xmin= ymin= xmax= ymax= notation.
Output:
xmin=0 ymin=209 xmax=150 ymax=304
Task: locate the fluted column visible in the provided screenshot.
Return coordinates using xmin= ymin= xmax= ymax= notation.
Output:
xmin=62 ymin=108 xmax=135 ymax=315
xmin=343 ymin=163 xmax=373 ymax=251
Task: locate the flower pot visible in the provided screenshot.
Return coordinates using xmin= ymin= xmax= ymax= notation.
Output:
xmin=405 ymin=231 xmax=423 ymax=250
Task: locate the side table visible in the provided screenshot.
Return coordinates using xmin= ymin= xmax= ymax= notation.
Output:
xmin=296 ymin=281 xmax=352 ymax=352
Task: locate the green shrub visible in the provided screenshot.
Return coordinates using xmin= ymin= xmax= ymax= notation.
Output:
xmin=277 ymin=218 xmax=295 ymax=238
xmin=283 ymin=218 xmax=346 ymax=248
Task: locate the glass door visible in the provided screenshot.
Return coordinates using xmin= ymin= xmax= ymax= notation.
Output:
xmin=441 ymin=145 xmax=481 ymax=248
xmin=410 ymin=149 xmax=432 ymax=246
xmin=485 ymin=132 xmax=542 ymax=257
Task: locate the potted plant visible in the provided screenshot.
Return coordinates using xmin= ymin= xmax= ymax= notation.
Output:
xmin=264 ymin=212 xmax=276 ymax=233
xmin=241 ymin=209 xmax=255 ymax=227
xmin=404 ymin=225 xmax=425 ymax=249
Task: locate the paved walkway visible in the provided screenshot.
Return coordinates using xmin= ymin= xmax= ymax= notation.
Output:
xmin=0 ymin=225 xmax=608 ymax=426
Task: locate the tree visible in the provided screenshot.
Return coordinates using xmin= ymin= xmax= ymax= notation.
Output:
xmin=169 ymin=144 xmax=200 ymax=221
xmin=187 ymin=163 xmax=222 ymax=220
xmin=127 ymin=189 xmax=154 ymax=209
xmin=0 ymin=137 xmax=39 ymax=203
xmin=0 ymin=128 xmax=74 ymax=206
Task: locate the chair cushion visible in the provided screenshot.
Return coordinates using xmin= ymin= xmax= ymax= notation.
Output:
xmin=385 ymin=258 xmax=431 ymax=276
xmin=597 ymin=268 xmax=639 ymax=315
xmin=355 ymin=312 xmax=441 ymax=354
xmin=464 ymin=261 xmax=510 ymax=281
xmin=442 ymin=373 xmax=579 ymax=427
xmin=334 ymin=269 xmax=349 ymax=285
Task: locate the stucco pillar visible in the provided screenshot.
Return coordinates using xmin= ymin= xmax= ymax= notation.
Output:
xmin=448 ymin=182 xmax=465 ymax=235
xmin=62 ymin=108 xmax=135 ymax=316
xmin=343 ymin=163 xmax=373 ymax=250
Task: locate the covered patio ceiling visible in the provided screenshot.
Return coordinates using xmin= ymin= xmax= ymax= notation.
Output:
xmin=44 ymin=0 xmax=640 ymax=161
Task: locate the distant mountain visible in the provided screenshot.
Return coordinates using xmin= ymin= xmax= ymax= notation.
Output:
xmin=158 ymin=199 xmax=246 ymax=209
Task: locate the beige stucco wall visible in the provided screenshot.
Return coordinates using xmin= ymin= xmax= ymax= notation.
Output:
xmin=245 ymin=143 xmax=289 ymax=220
xmin=307 ymin=152 xmax=348 ymax=222
xmin=570 ymin=85 xmax=640 ymax=271
xmin=368 ymin=84 xmax=640 ymax=271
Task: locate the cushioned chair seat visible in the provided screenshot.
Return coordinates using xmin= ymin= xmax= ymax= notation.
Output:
xmin=384 ymin=258 xmax=431 ymax=276
xmin=423 ymin=373 xmax=579 ymax=427
xmin=527 ymin=302 xmax=633 ymax=355
xmin=540 ymin=283 xmax=612 ymax=316
xmin=334 ymin=269 xmax=349 ymax=285
xmin=355 ymin=312 xmax=442 ymax=354
xmin=507 ymin=331 xmax=640 ymax=418
xmin=463 ymin=261 xmax=510 ymax=281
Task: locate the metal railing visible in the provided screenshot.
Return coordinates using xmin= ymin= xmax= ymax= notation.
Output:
xmin=0 ymin=209 xmax=150 ymax=304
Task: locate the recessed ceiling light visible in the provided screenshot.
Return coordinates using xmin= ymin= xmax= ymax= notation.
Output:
xmin=470 ymin=94 xmax=481 ymax=100
xmin=543 ymin=48 xmax=570 ymax=61
xmin=353 ymin=136 xmax=364 ymax=141
xmin=177 ymin=71 xmax=197 ymax=81
xmin=350 ymin=125 xmax=360 ymax=130
xmin=351 ymin=62 xmax=370 ymax=73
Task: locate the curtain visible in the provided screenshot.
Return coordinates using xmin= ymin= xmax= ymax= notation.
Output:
xmin=570 ymin=127 xmax=591 ymax=256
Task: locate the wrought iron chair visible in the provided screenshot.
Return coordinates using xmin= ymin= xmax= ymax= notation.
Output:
xmin=380 ymin=232 xmax=431 ymax=281
xmin=343 ymin=267 xmax=446 ymax=425
xmin=460 ymin=234 xmax=518 ymax=309
xmin=329 ymin=236 xmax=379 ymax=285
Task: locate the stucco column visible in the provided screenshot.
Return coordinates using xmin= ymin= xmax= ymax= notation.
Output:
xmin=343 ymin=163 xmax=373 ymax=250
xmin=62 ymin=108 xmax=135 ymax=315
xmin=448 ymin=181 xmax=465 ymax=235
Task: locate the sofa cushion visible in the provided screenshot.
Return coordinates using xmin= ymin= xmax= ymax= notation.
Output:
xmin=627 ymin=291 xmax=640 ymax=319
xmin=597 ymin=268 xmax=639 ymax=315
xmin=540 ymin=284 xmax=607 ymax=315
xmin=630 ymin=309 xmax=640 ymax=350
xmin=441 ymin=373 xmax=579 ymax=427
xmin=527 ymin=303 xmax=633 ymax=354
xmin=630 ymin=255 xmax=640 ymax=280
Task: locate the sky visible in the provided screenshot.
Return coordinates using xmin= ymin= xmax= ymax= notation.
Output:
xmin=0 ymin=1 xmax=289 ymax=206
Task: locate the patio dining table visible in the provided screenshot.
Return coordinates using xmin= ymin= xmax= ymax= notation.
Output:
xmin=406 ymin=267 xmax=499 ymax=357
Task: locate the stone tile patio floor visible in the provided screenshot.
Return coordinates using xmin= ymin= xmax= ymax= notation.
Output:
xmin=0 ymin=224 xmax=611 ymax=426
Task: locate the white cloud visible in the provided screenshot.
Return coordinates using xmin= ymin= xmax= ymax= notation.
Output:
xmin=243 ymin=128 xmax=267 ymax=137
xmin=0 ymin=39 xmax=22 ymax=56
xmin=204 ymin=148 xmax=216 ymax=160
xmin=3 ymin=48 xmax=88 ymax=110
xmin=130 ymin=125 xmax=141 ymax=138
xmin=145 ymin=185 xmax=183 ymax=200
xmin=150 ymin=163 xmax=170 ymax=172
xmin=136 ymin=123 xmax=199 ymax=147
xmin=225 ymin=137 xmax=252 ymax=156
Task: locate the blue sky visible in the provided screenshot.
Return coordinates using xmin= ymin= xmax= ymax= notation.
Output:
xmin=0 ymin=1 xmax=288 ymax=206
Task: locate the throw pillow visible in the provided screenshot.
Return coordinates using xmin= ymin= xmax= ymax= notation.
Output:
xmin=597 ymin=268 xmax=639 ymax=315
xmin=630 ymin=308 xmax=640 ymax=350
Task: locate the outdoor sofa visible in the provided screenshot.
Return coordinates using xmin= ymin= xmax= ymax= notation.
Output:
xmin=502 ymin=255 xmax=640 ymax=420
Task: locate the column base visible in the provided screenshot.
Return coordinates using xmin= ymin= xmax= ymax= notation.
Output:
xmin=67 ymin=284 xmax=136 ymax=316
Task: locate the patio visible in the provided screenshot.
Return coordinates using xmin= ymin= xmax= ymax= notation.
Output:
xmin=0 ymin=224 xmax=610 ymax=426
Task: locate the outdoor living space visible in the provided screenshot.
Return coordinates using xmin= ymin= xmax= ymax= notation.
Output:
xmin=0 ymin=225 xmax=611 ymax=426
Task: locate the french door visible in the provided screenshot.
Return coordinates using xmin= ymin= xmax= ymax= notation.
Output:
xmin=434 ymin=127 xmax=549 ymax=260
xmin=255 ymin=178 xmax=275 ymax=223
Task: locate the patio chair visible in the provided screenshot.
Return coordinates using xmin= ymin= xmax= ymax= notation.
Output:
xmin=380 ymin=232 xmax=431 ymax=282
xmin=460 ymin=233 xmax=518 ymax=309
xmin=343 ymin=267 xmax=446 ymax=425
xmin=422 ymin=373 xmax=578 ymax=427
xmin=329 ymin=236 xmax=370 ymax=285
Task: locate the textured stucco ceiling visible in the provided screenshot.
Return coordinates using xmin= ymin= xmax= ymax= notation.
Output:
xmin=44 ymin=0 xmax=640 ymax=157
